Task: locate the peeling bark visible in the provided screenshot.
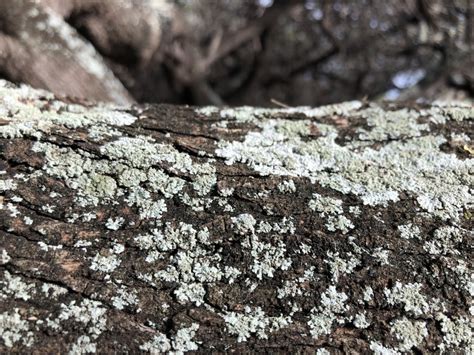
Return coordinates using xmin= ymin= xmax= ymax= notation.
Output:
xmin=0 ymin=81 xmax=473 ymax=353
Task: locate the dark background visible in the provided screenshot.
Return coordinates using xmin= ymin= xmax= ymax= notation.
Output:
xmin=0 ymin=0 xmax=472 ymax=107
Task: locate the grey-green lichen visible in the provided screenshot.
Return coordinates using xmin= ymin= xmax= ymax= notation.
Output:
xmin=0 ymin=81 xmax=135 ymax=140
xmin=0 ymin=83 xmax=472 ymax=352
xmin=139 ymin=323 xmax=200 ymax=354
xmin=0 ymin=309 xmax=34 ymax=348
xmin=390 ymin=317 xmax=428 ymax=351
xmin=222 ymin=306 xmax=291 ymax=342
xmin=384 ymin=282 xmax=431 ymax=316
xmin=216 ymin=103 xmax=473 ymax=222
xmin=309 ymin=193 xmax=354 ymax=234
xmin=308 ymin=286 xmax=348 ymax=338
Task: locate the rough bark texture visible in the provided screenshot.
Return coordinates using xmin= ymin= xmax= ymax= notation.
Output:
xmin=0 ymin=81 xmax=473 ymax=354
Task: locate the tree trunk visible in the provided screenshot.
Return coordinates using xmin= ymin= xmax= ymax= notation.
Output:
xmin=0 ymin=81 xmax=472 ymax=353
xmin=0 ymin=0 xmax=172 ymax=105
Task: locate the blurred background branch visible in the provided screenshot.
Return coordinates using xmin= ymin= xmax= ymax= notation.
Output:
xmin=0 ymin=0 xmax=472 ymax=106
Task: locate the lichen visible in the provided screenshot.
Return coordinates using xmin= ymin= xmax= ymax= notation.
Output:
xmin=384 ymin=282 xmax=430 ymax=316
xmin=0 ymin=81 xmax=134 ymax=140
xmin=68 ymin=335 xmax=96 ymax=355
xmin=308 ymin=286 xmax=348 ymax=338
xmin=90 ymin=253 xmax=121 ymax=273
xmin=325 ymin=251 xmax=360 ymax=282
xmin=369 ymin=341 xmax=400 ymax=355
xmin=112 ymin=287 xmax=139 ymax=311
xmin=58 ymin=299 xmax=107 ymax=338
xmin=0 ymin=308 xmax=34 ymax=348
xmin=309 ymin=193 xmax=354 ymax=234
xmin=390 ymin=317 xmax=427 ymax=351
xmin=1 ymin=271 xmax=35 ymax=301
xmin=397 ymin=223 xmax=421 ymax=239
xmin=0 ymin=250 xmax=11 ymax=264
xmin=216 ymin=105 xmax=473 ymax=221
xmin=0 ymin=84 xmax=472 ymax=352
xmin=231 ymin=213 xmax=257 ymax=235
xmin=140 ymin=323 xmax=200 ymax=354
xmin=436 ymin=313 xmax=473 ymax=351
xmin=222 ymin=306 xmax=290 ymax=342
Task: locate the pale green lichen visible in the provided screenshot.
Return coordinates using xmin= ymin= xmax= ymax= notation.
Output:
xmin=436 ymin=313 xmax=473 ymax=351
xmin=308 ymin=286 xmax=348 ymax=338
xmin=277 ymin=267 xmax=315 ymax=299
xmin=353 ymin=312 xmax=370 ymax=329
xmin=309 ymin=193 xmax=354 ymax=234
xmin=390 ymin=317 xmax=427 ymax=351
xmin=1 ymin=271 xmax=35 ymax=301
xmin=0 ymin=81 xmax=135 ymax=140
xmin=278 ymin=179 xmax=296 ymax=193
xmin=216 ymin=105 xmax=473 ymax=221
xmin=231 ymin=213 xmax=257 ymax=235
xmin=222 ymin=306 xmax=290 ymax=342
xmin=0 ymin=308 xmax=34 ymax=348
xmin=384 ymin=282 xmax=430 ymax=316
xmin=90 ymin=253 xmax=121 ymax=273
xmin=136 ymin=223 xmax=222 ymax=306
xmin=356 ymin=107 xmax=430 ymax=141
xmin=147 ymin=168 xmax=185 ymax=197
xmin=362 ymin=286 xmax=374 ymax=303
xmin=369 ymin=341 xmax=400 ymax=355
xmin=140 ymin=323 xmax=200 ymax=354
xmin=58 ymin=299 xmax=107 ymax=338
xmin=68 ymin=335 xmax=96 ymax=355
xmin=0 ymin=179 xmax=17 ymax=192
xmin=397 ymin=223 xmax=421 ymax=239
xmin=0 ymin=250 xmax=11 ymax=264
xmin=423 ymin=225 xmax=464 ymax=256
xmin=325 ymin=251 xmax=360 ymax=282
xmin=41 ymin=283 xmax=68 ymax=298
xmin=111 ymin=287 xmax=139 ymax=311
xmin=247 ymin=235 xmax=292 ymax=279
xmin=105 ymin=217 xmax=125 ymax=231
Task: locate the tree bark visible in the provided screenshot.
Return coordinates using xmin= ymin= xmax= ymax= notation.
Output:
xmin=0 ymin=0 xmax=172 ymax=105
xmin=0 ymin=81 xmax=472 ymax=353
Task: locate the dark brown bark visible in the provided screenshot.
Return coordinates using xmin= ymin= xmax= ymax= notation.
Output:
xmin=0 ymin=82 xmax=473 ymax=353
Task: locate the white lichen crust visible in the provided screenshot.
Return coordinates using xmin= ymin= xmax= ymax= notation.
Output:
xmin=0 ymin=82 xmax=472 ymax=353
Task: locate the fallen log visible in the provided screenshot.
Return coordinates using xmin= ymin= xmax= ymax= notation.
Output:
xmin=0 ymin=81 xmax=472 ymax=353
